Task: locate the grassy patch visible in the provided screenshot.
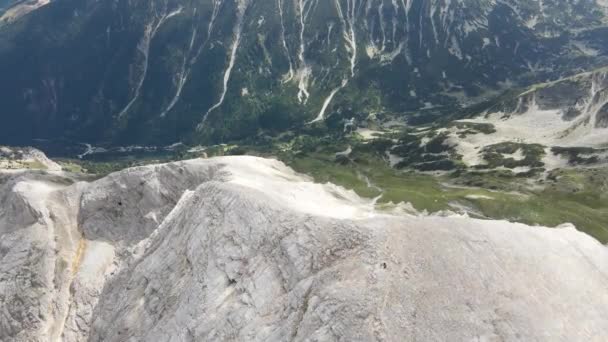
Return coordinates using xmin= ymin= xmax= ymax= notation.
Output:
xmin=449 ymin=122 xmax=497 ymax=137
xmin=551 ymin=146 xmax=605 ymax=165
xmin=468 ymin=169 xmax=608 ymax=242
xmin=284 ymin=149 xmax=515 ymax=214
xmin=57 ymin=160 xmax=85 ymax=173
xmin=277 ymin=139 xmax=608 ymax=243
xmin=0 ymin=159 xmax=48 ymax=170
xmin=476 ymin=142 xmax=545 ymax=170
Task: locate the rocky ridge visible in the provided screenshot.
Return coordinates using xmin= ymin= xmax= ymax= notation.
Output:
xmin=0 ymin=145 xmax=62 ymax=171
xmin=1 ymin=152 xmax=608 ymax=341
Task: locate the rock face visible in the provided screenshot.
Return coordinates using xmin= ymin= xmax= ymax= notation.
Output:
xmin=1 ymin=156 xmax=608 ymax=341
xmin=1 ymin=0 xmax=608 ymax=145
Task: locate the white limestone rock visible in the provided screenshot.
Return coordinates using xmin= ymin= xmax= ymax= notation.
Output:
xmin=0 ymin=146 xmax=61 ymax=171
xmin=1 ymin=156 xmax=608 ymax=341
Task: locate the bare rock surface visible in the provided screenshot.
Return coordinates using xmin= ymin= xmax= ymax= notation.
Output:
xmin=1 ymin=156 xmax=608 ymax=341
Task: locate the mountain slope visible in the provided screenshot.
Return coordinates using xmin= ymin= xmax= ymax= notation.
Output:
xmin=1 ymin=0 xmax=607 ymax=146
xmin=439 ymin=67 xmax=608 ymax=169
xmin=2 ymin=155 xmax=608 ymax=341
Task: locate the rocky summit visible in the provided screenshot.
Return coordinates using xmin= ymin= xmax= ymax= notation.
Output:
xmin=1 ymin=153 xmax=608 ymax=341
xmin=1 ymin=0 xmax=608 ymax=145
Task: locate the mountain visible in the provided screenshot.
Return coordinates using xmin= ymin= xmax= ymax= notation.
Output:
xmin=2 ymin=154 xmax=608 ymax=341
xmin=475 ymin=67 xmax=608 ymax=146
xmin=1 ymin=0 xmax=608 ymax=146
xmin=438 ymin=66 xmax=608 ymax=170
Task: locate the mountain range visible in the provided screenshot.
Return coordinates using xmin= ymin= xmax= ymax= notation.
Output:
xmin=3 ymin=2 xmax=608 ymax=340
xmin=1 ymin=0 xmax=608 ymax=146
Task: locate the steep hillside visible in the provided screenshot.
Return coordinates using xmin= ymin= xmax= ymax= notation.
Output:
xmin=2 ymin=155 xmax=608 ymax=341
xmin=1 ymin=0 xmax=607 ymax=145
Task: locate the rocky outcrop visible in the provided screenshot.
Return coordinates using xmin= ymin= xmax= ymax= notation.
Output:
xmin=0 ymin=146 xmax=61 ymax=171
xmin=0 ymin=171 xmax=83 ymax=341
xmin=596 ymin=102 xmax=608 ymax=128
xmin=1 ymin=156 xmax=608 ymax=341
